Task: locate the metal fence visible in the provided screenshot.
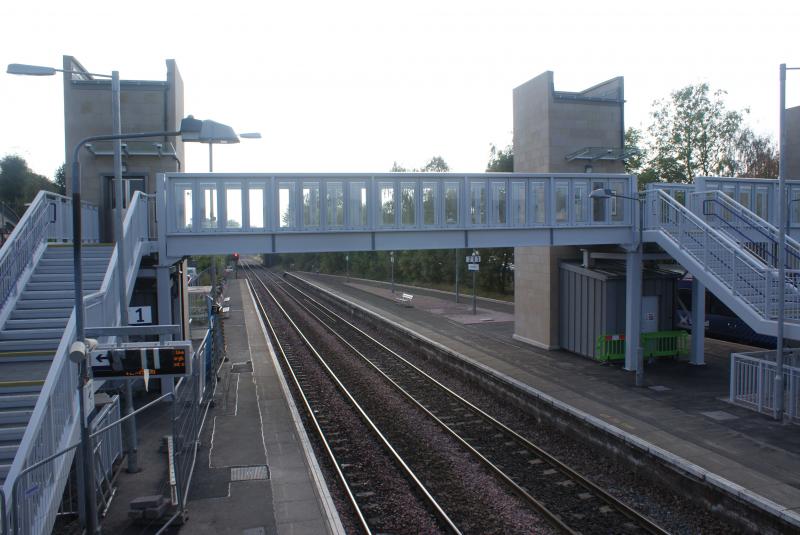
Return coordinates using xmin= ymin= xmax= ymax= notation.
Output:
xmin=730 ymin=350 xmax=800 ymax=422
xmin=171 ymin=307 xmax=224 ymax=515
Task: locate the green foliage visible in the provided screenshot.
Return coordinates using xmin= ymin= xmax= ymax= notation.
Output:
xmin=54 ymin=163 xmax=66 ymax=195
xmin=0 ymin=154 xmax=59 ymax=216
xmin=736 ymin=130 xmax=779 ymax=178
xmin=645 ymin=84 xmax=746 ymax=182
xmin=486 ymin=144 xmax=513 ymax=172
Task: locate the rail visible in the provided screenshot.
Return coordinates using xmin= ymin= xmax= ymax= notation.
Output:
xmin=730 ymin=350 xmax=800 ymax=422
xmin=0 ymin=192 xmax=98 ymax=311
xmin=692 ymin=190 xmax=800 ymax=270
xmin=1 ymin=192 xmax=147 ymax=535
xmin=644 ymin=188 xmax=800 ymax=324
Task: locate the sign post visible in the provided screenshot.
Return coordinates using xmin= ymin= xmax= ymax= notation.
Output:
xmin=466 ymin=250 xmax=481 ymax=314
xmin=389 ymin=251 xmax=395 ymax=294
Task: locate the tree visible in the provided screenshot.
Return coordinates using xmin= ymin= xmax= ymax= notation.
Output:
xmin=646 ymin=84 xmax=747 ymax=182
xmin=54 ymin=163 xmax=66 ymax=195
xmin=486 ymin=144 xmax=513 ymax=172
xmin=421 ymin=156 xmax=449 ymax=172
xmin=0 ymin=154 xmax=58 ymax=215
xmin=735 ymin=130 xmax=779 ymax=178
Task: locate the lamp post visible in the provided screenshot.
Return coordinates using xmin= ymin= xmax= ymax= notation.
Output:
xmin=591 ymin=187 xmax=645 ymax=386
xmin=776 ymin=63 xmax=800 ymax=421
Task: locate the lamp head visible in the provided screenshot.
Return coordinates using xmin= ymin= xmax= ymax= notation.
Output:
xmin=589 ymin=188 xmax=614 ymax=200
xmin=7 ymin=63 xmax=57 ymax=76
xmin=180 ymin=115 xmax=239 ymax=144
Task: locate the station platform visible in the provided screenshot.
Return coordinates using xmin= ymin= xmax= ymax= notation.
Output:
xmin=293 ymin=272 xmax=800 ymax=526
xmin=101 ymin=279 xmax=343 ymax=535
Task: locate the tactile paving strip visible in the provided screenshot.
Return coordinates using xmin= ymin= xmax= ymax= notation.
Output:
xmin=230 ymin=465 xmax=269 ymax=481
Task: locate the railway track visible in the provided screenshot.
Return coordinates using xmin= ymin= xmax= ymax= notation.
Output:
xmin=245 ymin=264 xmax=670 ymax=534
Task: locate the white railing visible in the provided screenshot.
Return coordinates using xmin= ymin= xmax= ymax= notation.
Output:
xmin=730 ymin=350 xmax=800 ymax=422
xmin=0 ymin=192 xmax=99 ymax=311
xmin=3 ymin=192 xmax=148 ymax=535
xmin=692 ymin=190 xmax=800 ymax=271
xmin=644 ymin=189 xmax=800 ymax=323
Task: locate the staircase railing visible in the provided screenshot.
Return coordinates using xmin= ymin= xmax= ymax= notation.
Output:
xmin=0 ymin=192 xmax=99 ymax=312
xmin=2 ymin=192 xmax=149 ymax=535
xmin=692 ymin=190 xmax=800 ymax=271
xmin=644 ymin=189 xmax=800 ymax=324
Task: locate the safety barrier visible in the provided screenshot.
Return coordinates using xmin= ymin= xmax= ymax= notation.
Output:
xmin=595 ymin=331 xmax=689 ymax=362
xmin=730 ymin=350 xmax=800 ymax=422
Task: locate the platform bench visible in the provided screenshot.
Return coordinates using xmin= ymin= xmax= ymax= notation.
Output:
xmin=395 ymin=292 xmax=414 ymax=307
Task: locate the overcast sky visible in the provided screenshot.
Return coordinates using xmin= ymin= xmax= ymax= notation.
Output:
xmin=1 ymin=0 xmax=798 ymax=179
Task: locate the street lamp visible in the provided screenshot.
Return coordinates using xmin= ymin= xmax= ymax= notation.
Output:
xmin=776 ymin=63 xmax=800 ymax=420
xmin=590 ymin=187 xmax=646 ymax=386
xmin=202 ymin=129 xmax=260 ymax=172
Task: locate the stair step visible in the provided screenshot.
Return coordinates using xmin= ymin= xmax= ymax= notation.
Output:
xmin=0 ymin=339 xmax=59 ymax=352
xmin=17 ymin=298 xmax=75 ymax=309
xmin=25 ymin=282 xmax=103 ymax=292
xmin=10 ymin=308 xmax=72 ymax=319
xmin=43 ymin=248 xmax=112 ymax=256
xmin=0 ymin=409 xmax=32 ymax=425
xmin=0 ymin=444 xmax=18 ymax=461
xmin=0 ymin=328 xmax=65 ymax=341
xmin=0 ymin=351 xmax=55 ymax=363
xmin=29 ymin=273 xmax=105 ymax=283
xmin=20 ymin=290 xmax=88 ymax=301
xmin=0 ymin=393 xmax=39 ymax=409
xmin=4 ymin=318 xmax=69 ymax=330
xmin=33 ymin=266 xmax=107 ymax=275
xmin=0 ymin=425 xmax=27 ymax=442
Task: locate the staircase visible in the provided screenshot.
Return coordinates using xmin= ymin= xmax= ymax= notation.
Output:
xmin=644 ymin=188 xmax=800 ymax=339
xmin=0 ymin=244 xmax=113 ymax=484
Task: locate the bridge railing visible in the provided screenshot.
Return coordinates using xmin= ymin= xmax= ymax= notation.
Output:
xmin=0 ymin=192 xmax=98 ymax=311
xmin=730 ymin=349 xmax=800 ymax=421
xmin=161 ymin=172 xmax=636 ymax=235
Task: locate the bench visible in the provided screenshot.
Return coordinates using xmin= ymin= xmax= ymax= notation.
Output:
xmin=394 ymin=292 xmax=414 ymax=307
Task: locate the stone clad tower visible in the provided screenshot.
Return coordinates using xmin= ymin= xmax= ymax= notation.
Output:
xmin=512 ymin=71 xmax=625 ymax=349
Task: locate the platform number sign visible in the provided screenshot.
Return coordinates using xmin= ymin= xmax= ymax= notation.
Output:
xmin=128 ymin=306 xmax=153 ymax=325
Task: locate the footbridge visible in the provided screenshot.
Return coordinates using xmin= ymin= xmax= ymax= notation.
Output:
xmin=2 ymin=171 xmax=800 ymax=533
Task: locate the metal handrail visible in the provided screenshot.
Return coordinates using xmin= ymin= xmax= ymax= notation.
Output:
xmin=693 ymin=190 xmax=800 ymax=268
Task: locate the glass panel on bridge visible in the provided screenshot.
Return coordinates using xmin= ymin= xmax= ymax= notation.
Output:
xmin=511 ymin=181 xmax=525 ymax=225
xmin=278 ymin=182 xmax=295 ymax=228
xmin=492 ymin=181 xmax=507 ymax=225
xmin=401 ymin=183 xmax=416 ymax=226
xmin=200 ymin=185 xmax=218 ymax=229
xmin=555 ymin=181 xmax=568 ymax=223
xmin=444 ymin=182 xmax=459 ymax=224
xmin=574 ymin=182 xmax=587 ymax=223
xmin=380 ymin=183 xmax=395 ymax=225
xmin=531 ymin=181 xmax=546 ymax=224
xmin=423 ymin=182 xmax=436 ymax=225
xmin=248 ymin=186 xmax=265 ymax=229
xmin=225 ymin=184 xmax=242 ymax=229
xmin=610 ymin=179 xmax=626 ymax=223
xmin=739 ymin=187 xmax=751 ymax=211
xmin=470 ymin=181 xmax=486 ymax=225
xmin=175 ymin=184 xmax=192 ymax=231
xmin=303 ymin=182 xmax=321 ymax=227
xmin=792 ymin=187 xmax=800 ymax=225
xmin=327 ymin=182 xmax=344 ymax=227
xmin=349 ymin=182 xmax=367 ymax=227
xmin=755 ymin=186 xmax=769 ymax=220
xmin=592 ymin=180 xmax=606 ymax=222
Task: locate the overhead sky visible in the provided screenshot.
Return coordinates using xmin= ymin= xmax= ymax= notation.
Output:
xmin=1 ymin=0 xmax=799 ymax=179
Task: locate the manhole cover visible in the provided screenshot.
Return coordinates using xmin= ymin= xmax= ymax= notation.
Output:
xmin=701 ymin=410 xmax=738 ymax=421
xmin=231 ymin=465 xmax=269 ymax=481
xmin=231 ymin=361 xmax=253 ymax=373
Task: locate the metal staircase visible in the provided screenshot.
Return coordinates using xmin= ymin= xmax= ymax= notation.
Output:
xmin=0 ymin=244 xmax=113 ymax=484
xmin=644 ymin=188 xmax=800 ymax=339
xmin=0 ymin=190 xmax=151 ymax=534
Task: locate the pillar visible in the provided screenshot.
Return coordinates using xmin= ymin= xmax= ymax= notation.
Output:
xmin=691 ymin=278 xmax=706 ymax=365
xmin=624 ymin=249 xmax=643 ymax=371
xmin=156 ymin=265 xmax=175 ymax=395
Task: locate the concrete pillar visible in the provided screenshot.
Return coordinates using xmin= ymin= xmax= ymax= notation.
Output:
xmin=513 ymin=245 xmax=578 ymax=349
xmin=624 ymin=249 xmax=643 ymax=371
xmin=156 ymin=265 xmax=174 ymax=395
xmin=691 ymin=278 xmax=706 ymax=365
